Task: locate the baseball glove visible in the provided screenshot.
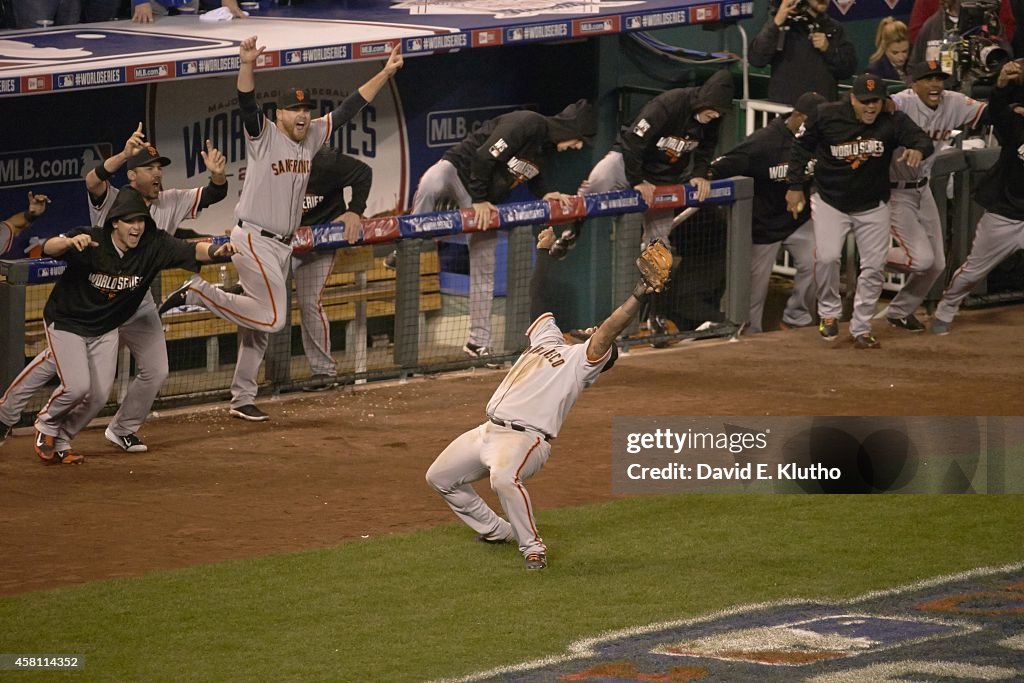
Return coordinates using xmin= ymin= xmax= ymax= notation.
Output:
xmin=635 ymin=239 xmax=673 ymax=293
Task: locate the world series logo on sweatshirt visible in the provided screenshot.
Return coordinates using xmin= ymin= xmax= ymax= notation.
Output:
xmin=656 ymin=135 xmax=699 ymax=163
xmin=830 ymin=138 xmax=885 ymax=169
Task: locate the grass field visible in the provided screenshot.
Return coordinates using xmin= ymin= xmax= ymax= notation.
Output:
xmin=1 ymin=494 xmax=1021 ymax=682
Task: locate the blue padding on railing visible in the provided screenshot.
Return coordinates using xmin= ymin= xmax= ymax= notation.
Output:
xmin=398 ymin=211 xmax=464 ymax=239
xmin=584 ymin=190 xmax=646 ymax=217
xmin=497 ymin=199 xmax=551 ymax=225
xmin=8 ymin=179 xmax=737 ymax=284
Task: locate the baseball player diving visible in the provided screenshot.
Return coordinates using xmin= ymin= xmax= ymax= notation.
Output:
xmin=425 ymin=235 xmax=673 ymax=571
xmin=0 ymin=130 xmax=228 ymax=453
xmin=931 ymin=59 xmax=1024 ymax=334
xmin=159 ymin=36 xmax=402 ymax=421
xmin=786 ymin=73 xmax=934 ymax=349
xmin=885 ymin=60 xmax=988 ymax=332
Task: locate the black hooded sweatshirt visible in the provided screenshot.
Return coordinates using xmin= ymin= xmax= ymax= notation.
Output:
xmin=613 ymin=69 xmax=733 ymax=186
xmin=442 ymin=100 xmax=596 ymax=203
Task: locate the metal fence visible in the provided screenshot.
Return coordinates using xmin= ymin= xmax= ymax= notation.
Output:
xmin=0 ymin=178 xmax=755 ymax=425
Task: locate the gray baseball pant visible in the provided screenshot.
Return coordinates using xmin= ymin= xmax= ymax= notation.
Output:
xmin=749 ymin=219 xmax=816 ymax=332
xmin=34 ymin=323 xmax=119 ymax=450
xmin=412 ymin=159 xmax=496 ymax=348
xmin=426 ymin=421 xmax=551 ymax=557
xmin=812 ymin=196 xmax=891 ymax=338
xmin=1 ymin=296 xmax=168 ymax=436
xmin=888 ymin=187 xmax=945 ymax=319
xmin=935 ymin=211 xmax=1024 ymax=323
xmin=293 ymin=250 xmax=338 ymax=377
xmin=580 ymin=150 xmax=675 ymax=244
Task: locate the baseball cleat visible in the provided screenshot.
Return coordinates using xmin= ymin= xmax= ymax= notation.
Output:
xmin=929 ymin=318 xmax=952 ymax=336
xmin=887 ymin=314 xmax=925 ymax=332
xmin=53 ymin=448 xmax=85 ymax=465
xmin=524 ymin=552 xmax=547 ymax=570
xmin=0 ymin=422 xmax=12 ymax=446
xmin=34 ymin=430 xmax=56 ymax=462
xmin=104 ymin=427 xmax=148 ymax=453
xmin=159 ymin=279 xmax=193 ymax=315
xmin=819 ymin=318 xmax=839 ymax=340
xmin=230 ymin=404 xmax=270 ymax=422
xmin=464 ymin=342 xmax=499 ymax=368
xmin=852 ymin=333 xmax=882 ymax=349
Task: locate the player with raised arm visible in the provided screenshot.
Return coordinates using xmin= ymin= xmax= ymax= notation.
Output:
xmin=426 ymin=234 xmax=672 ymax=570
xmin=159 ymin=36 xmax=402 ymax=421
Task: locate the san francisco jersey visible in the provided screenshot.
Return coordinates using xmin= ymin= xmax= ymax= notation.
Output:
xmin=486 ymin=313 xmax=613 ymax=438
xmin=235 ymin=115 xmax=332 ymax=237
xmin=890 ymin=89 xmax=986 ymax=182
xmin=90 ymin=185 xmax=203 ymax=234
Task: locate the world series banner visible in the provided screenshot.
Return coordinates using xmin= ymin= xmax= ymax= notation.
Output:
xmin=612 ymin=416 xmax=1024 ymax=494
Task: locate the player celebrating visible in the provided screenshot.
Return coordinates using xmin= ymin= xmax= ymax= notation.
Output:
xmin=159 ymin=36 xmax=402 ymax=421
xmin=931 ymin=60 xmax=1024 ymax=334
xmin=575 ymin=69 xmax=733 ymax=247
xmin=227 ymin=149 xmax=372 ymax=405
xmin=426 ymin=234 xmax=672 ymax=571
xmin=786 ymin=73 xmax=933 ymax=349
xmin=0 ymin=132 xmax=228 ymax=452
xmin=885 ymin=60 xmax=987 ymax=332
xmin=32 ymin=188 xmax=235 ymax=464
xmin=707 ymin=91 xmax=826 ymax=333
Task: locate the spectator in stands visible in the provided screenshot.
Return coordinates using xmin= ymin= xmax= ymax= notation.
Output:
xmin=707 ymin=91 xmax=827 ymax=333
xmin=908 ymin=0 xmax=1015 ymax=44
xmin=10 ymin=0 xmax=80 ymax=27
xmin=749 ymin=0 xmax=858 ymax=105
xmin=867 ymin=17 xmax=911 ymax=81
xmin=402 ymin=100 xmax=596 ymax=363
xmin=0 ymin=191 xmax=49 ymax=258
xmin=132 ymin=0 xmax=244 ymax=22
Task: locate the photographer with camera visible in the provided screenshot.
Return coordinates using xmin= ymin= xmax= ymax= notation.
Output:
xmin=911 ymin=0 xmax=1014 ymax=91
xmin=749 ymin=0 xmax=858 ymax=105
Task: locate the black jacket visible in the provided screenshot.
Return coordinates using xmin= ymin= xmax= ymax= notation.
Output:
xmin=975 ymin=83 xmax=1024 ymax=219
xmin=708 ymin=117 xmax=812 ymax=243
xmin=749 ymin=16 xmax=858 ymax=105
xmin=866 ymin=55 xmax=907 ymax=82
xmin=302 ymin=149 xmax=373 ymax=225
xmin=613 ymin=70 xmax=733 ymax=186
xmin=788 ymin=100 xmax=934 ymax=213
xmin=442 ymin=111 xmax=557 ymax=203
xmin=44 ymin=226 xmax=200 ymax=337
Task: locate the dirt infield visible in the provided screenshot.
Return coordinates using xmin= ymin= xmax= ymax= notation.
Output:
xmin=1 ymin=305 xmax=1021 ymax=596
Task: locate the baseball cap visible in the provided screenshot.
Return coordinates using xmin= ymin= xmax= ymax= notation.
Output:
xmin=909 ymin=60 xmax=951 ymax=82
xmin=793 ymin=91 xmax=827 ymax=116
xmin=126 ymin=145 xmax=171 ymax=170
xmin=277 ymin=87 xmax=314 ymax=110
xmin=851 ymin=74 xmax=885 ymax=102
xmin=105 ymin=187 xmax=153 ymax=225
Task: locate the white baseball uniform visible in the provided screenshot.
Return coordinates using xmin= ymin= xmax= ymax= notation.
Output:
xmin=426 ymin=312 xmax=613 ymax=559
xmin=887 ymin=89 xmax=986 ymax=320
xmin=0 ymin=185 xmax=206 ymax=434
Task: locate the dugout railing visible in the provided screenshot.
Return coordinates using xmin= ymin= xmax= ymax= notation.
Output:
xmin=0 ymin=178 xmax=755 ymax=424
